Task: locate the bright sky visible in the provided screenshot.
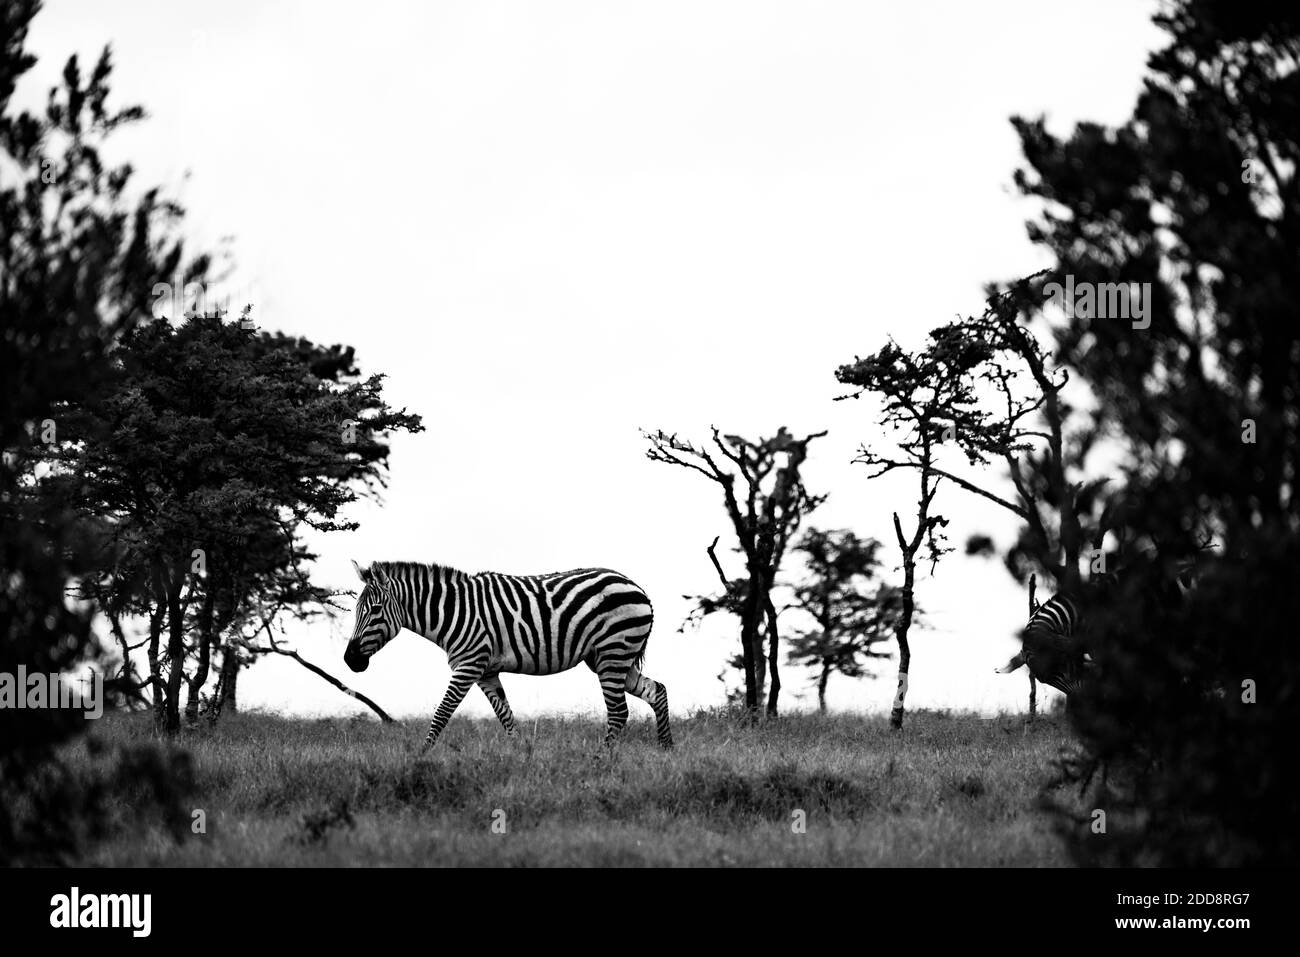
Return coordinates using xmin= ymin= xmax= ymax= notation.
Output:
xmin=23 ymin=0 xmax=1164 ymax=722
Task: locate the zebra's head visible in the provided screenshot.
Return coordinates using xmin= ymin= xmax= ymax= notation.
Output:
xmin=344 ymin=561 xmax=401 ymax=672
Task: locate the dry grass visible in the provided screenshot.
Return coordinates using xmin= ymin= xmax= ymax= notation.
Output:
xmin=69 ymin=708 xmax=1080 ymax=866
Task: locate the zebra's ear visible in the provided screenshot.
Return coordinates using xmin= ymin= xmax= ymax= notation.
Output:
xmin=370 ymin=563 xmax=392 ymax=589
xmin=352 ymin=560 xmax=371 ymax=583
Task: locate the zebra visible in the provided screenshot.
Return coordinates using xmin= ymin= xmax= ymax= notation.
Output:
xmin=995 ymin=592 xmax=1092 ymax=696
xmin=343 ymin=560 xmax=673 ymax=751
xmin=996 ymin=552 xmax=1210 ymax=703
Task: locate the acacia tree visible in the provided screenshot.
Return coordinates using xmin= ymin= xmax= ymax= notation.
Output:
xmin=836 ymin=329 xmax=997 ymax=727
xmin=955 ymin=285 xmax=1096 ymax=591
xmin=55 ymin=313 xmax=423 ymax=733
xmin=645 ymin=427 xmax=826 ymax=715
xmin=884 ymin=282 xmax=1111 ymax=597
xmin=784 ymin=528 xmax=901 ymax=713
xmin=848 ymin=287 xmax=1110 ymax=720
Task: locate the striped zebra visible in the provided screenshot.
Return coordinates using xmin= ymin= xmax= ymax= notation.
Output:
xmin=344 ymin=560 xmax=673 ymax=750
xmin=995 ymin=593 xmax=1091 ymax=695
xmin=996 ymin=555 xmax=1206 ymax=698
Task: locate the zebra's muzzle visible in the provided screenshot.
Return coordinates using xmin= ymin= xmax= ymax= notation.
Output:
xmin=343 ymin=641 xmax=370 ymax=673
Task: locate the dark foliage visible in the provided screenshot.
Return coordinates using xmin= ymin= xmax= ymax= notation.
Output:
xmin=1010 ymin=0 xmax=1300 ymax=864
xmin=0 ymin=0 xmax=201 ymax=863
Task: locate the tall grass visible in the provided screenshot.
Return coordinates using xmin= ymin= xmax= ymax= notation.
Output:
xmin=69 ymin=709 xmax=1077 ymax=866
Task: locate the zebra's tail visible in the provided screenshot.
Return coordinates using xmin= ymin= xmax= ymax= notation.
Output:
xmin=996 ymin=651 xmax=1026 ymax=674
xmin=633 ymin=607 xmax=654 ymax=671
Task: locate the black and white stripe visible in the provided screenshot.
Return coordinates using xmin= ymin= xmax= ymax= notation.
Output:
xmin=995 ymin=593 xmax=1090 ymax=695
xmin=997 ymin=557 xmax=1207 ymax=699
xmin=344 ymin=560 xmax=672 ymax=750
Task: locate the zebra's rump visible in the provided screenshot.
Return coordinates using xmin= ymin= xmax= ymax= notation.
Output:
xmin=1026 ymin=594 xmax=1082 ymax=637
xmin=1019 ymin=593 xmax=1089 ymax=694
xmin=479 ymin=567 xmax=654 ymax=676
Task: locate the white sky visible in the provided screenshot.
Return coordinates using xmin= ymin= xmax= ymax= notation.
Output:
xmin=23 ymin=0 xmax=1164 ymax=721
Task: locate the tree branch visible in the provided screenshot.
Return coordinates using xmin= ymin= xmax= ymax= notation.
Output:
xmin=704 ymin=535 xmax=730 ymax=590
xmin=255 ymin=643 xmax=394 ymax=723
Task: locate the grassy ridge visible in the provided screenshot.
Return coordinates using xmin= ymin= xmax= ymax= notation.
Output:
xmin=72 ymin=709 xmax=1078 ymax=866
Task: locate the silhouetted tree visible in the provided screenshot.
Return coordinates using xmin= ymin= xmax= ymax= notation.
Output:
xmin=882 ymin=280 xmax=1111 ymax=597
xmin=0 ymin=0 xmax=198 ymax=862
xmin=837 ymin=333 xmax=990 ymax=727
xmin=645 ymin=427 xmax=826 ymax=715
xmin=950 ymin=284 xmax=1104 ymax=592
xmin=784 ymin=528 xmax=901 ymax=712
xmin=52 ymin=313 xmax=422 ymax=733
xmin=1007 ymin=0 xmax=1299 ymax=864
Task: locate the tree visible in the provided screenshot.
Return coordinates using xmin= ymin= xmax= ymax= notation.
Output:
xmin=1005 ymin=0 xmax=1299 ymax=863
xmin=1 ymin=0 xmax=198 ymax=861
xmin=679 ymin=537 xmax=783 ymax=708
xmin=844 ymin=284 xmax=1114 ymax=724
xmin=875 ymin=280 xmax=1110 ymax=595
xmin=836 ymin=332 xmax=990 ymax=727
xmin=645 ymin=427 xmax=826 ymax=715
xmin=951 ymin=282 xmax=1108 ymax=592
xmin=784 ymin=528 xmax=901 ymax=712
xmin=51 ymin=313 xmax=423 ymax=733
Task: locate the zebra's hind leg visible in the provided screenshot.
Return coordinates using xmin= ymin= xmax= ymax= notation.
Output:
xmin=477 ymin=674 xmax=518 ymax=737
xmin=594 ymin=661 xmax=630 ymax=748
xmin=626 ymin=666 xmax=673 ymax=749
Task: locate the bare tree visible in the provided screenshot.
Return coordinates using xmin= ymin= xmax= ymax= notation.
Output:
xmin=913 ymin=281 xmax=1107 ymax=592
xmin=645 ymin=426 xmax=826 ymax=715
xmin=836 ymin=333 xmax=990 ymax=728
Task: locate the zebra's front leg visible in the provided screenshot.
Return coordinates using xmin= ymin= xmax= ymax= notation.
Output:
xmin=477 ymin=674 xmax=518 ymax=737
xmin=422 ymin=663 xmax=485 ymax=751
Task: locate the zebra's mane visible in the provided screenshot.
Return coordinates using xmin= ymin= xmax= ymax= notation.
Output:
xmin=371 ymin=560 xmax=472 ymax=579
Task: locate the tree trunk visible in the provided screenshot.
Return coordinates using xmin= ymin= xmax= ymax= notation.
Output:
xmin=818 ymin=659 xmax=830 ymax=713
xmin=1044 ymin=391 xmax=1083 ymax=592
xmin=147 ymin=573 xmax=167 ymax=727
xmin=215 ymin=647 xmax=240 ymax=718
xmin=752 ymin=627 xmax=767 ymax=709
xmin=739 ymin=573 xmax=763 ymax=714
xmin=890 ymin=559 xmax=915 ymax=730
xmin=765 ymin=597 xmax=781 ymax=717
xmin=163 ymin=571 xmax=186 ymax=735
xmin=1059 ymin=487 xmax=1083 ymax=591
xmin=185 ymin=589 xmax=216 ymax=726
xmin=1027 ymin=573 xmax=1039 ymax=719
